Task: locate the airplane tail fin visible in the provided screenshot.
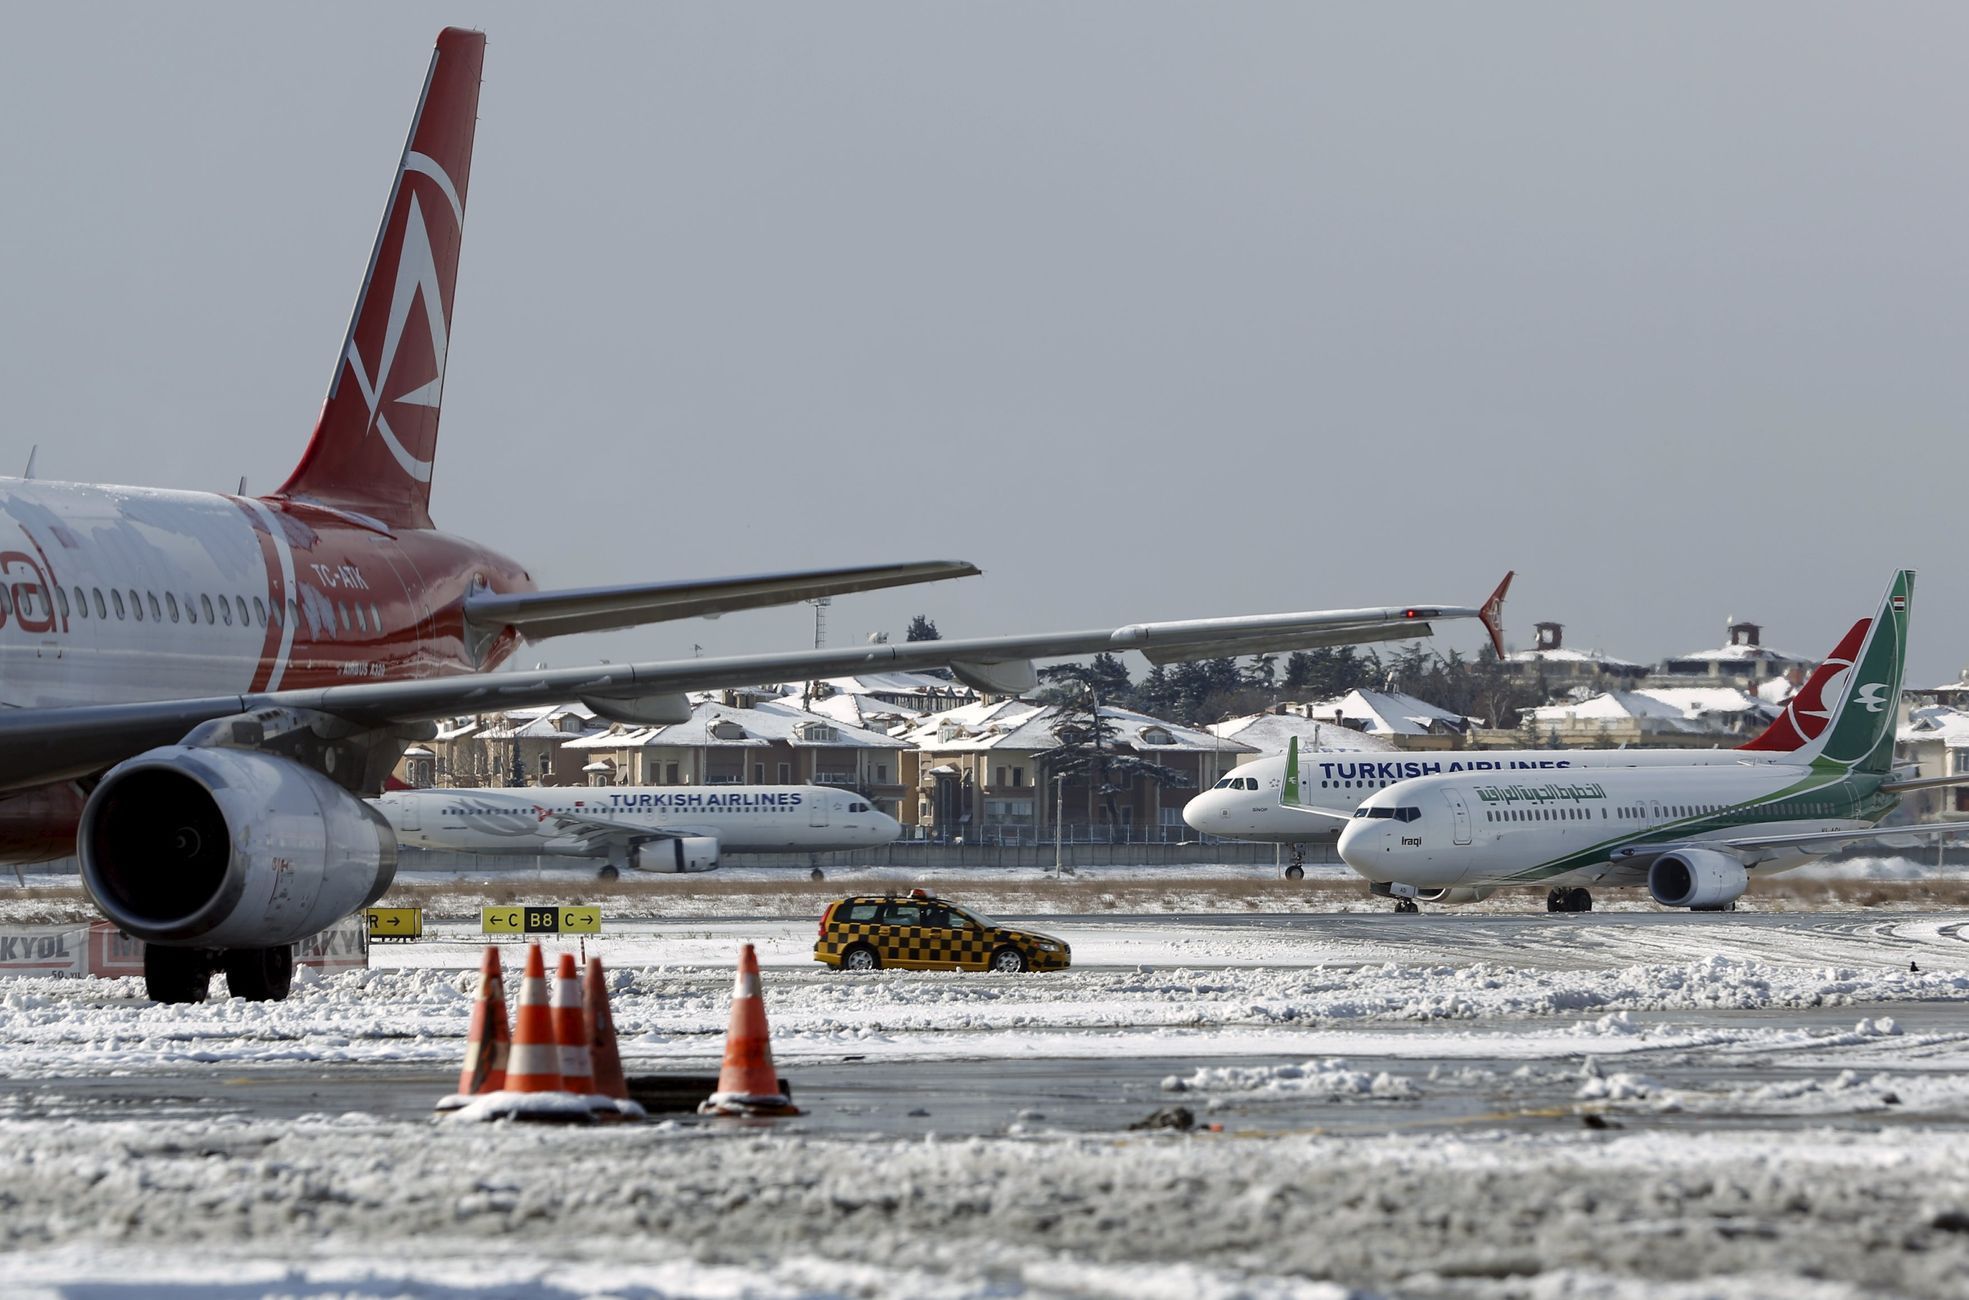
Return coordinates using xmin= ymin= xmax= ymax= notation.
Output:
xmin=1739 ymin=570 xmax=1912 ymax=775
xmin=1283 ymin=736 xmax=1302 ymax=806
xmin=272 ymin=28 xmax=485 ymax=528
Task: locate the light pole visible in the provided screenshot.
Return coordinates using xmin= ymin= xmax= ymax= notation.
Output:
xmin=1053 ymin=772 xmax=1066 ymax=872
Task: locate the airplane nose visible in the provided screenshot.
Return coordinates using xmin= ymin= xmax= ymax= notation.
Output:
xmin=1336 ymin=817 xmax=1387 ymax=874
xmin=1182 ymin=793 xmax=1220 ymax=834
xmin=876 ymin=813 xmax=902 ymax=842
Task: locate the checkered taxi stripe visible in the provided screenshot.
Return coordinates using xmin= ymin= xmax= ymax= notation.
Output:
xmin=815 ymin=899 xmax=1070 ymax=971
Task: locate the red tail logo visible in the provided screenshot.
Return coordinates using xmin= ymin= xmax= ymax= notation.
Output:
xmin=274 ymin=29 xmax=485 ymax=528
xmin=1739 ymin=618 xmax=1868 ymax=752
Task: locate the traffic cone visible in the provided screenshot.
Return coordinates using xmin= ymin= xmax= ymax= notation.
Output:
xmin=552 ymin=951 xmax=595 ymax=1096
xmin=435 ymin=946 xmax=509 ymax=1111
xmin=583 ymin=956 xmax=645 ymax=1120
xmin=506 ymin=943 xmax=566 ymax=1093
xmin=700 ymin=943 xmax=801 ymax=1117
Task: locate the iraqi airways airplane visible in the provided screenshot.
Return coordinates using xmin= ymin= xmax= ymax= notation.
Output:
xmin=1 ymin=28 xmax=1509 ymax=1005
xmin=372 ymin=785 xmax=900 ymax=876
xmin=1187 ymin=602 xmax=1885 ymax=878
xmin=1332 ymin=572 xmax=1967 ymax=914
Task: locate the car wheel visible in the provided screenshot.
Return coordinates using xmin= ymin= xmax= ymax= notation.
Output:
xmin=842 ymin=944 xmax=880 ymax=971
xmin=989 ymin=946 xmax=1028 ymax=973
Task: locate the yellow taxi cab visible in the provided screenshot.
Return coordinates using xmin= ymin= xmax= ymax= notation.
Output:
xmin=813 ymin=889 xmax=1071 ymax=973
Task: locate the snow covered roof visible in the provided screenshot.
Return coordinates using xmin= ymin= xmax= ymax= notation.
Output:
xmin=1526 ymin=691 xmax=1713 ymax=733
xmin=903 ymin=700 xmax=1250 ymax=755
xmin=1207 ymin=712 xmax=1398 ymax=756
xmin=1899 ymin=706 xmax=1969 ymax=748
xmin=563 ymin=698 xmax=907 ymax=752
xmin=1632 ymin=687 xmax=1772 ymax=719
xmin=1504 ymin=646 xmax=1644 ymax=670
xmin=1293 ymin=689 xmax=1477 ymax=736
xmin=1665 ymin=642 xmax=1809 ymax=666
xmin=778 ymin=688 xmax=924 ymax=734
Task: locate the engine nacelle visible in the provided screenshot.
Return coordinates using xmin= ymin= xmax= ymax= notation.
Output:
xmin=630 ymin=836 xmax=720 ymax=874
xmin=1416 ymin=886 xmax=1496 ymax=906
xmin=1648 ymin=848 xmax=1748 ymax=910
xmin=79 ymin=746 xmax=396 ymax=948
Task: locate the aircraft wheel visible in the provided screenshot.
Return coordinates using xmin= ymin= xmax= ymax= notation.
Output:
xmin=1394 ymin=898 xmax=1419 ymax=914
xmin=1284 ymin=864 xmax=1305 ymax=881
xmin=597 ymin=864 xmax=621 ymax=882
xmin=144 ymin=945 xmax=212 ymax=1004
xmin=809 ymin=867 xmax=825 ymax=882
xmin=1570 ymin=888 xmax=1593 ymax=913
xmin=223 ymin=944 xmax=295 ymax=1002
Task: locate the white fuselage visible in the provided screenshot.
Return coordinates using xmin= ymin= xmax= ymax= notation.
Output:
xmin=1335 ymin=765 xmax=1879 ymax=890
xmin=372 ymin=785 xmax=903 ymax=857
xmin=1183 ymin=746 xmax=1784 ymax=844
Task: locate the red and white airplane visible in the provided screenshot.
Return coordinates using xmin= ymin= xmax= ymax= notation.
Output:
xmin=0 ymin=29 xmax=1507 ymax=1003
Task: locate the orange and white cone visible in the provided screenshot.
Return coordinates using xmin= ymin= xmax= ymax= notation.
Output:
xmin=552 ymin=951 xmax=596 ymax=1096
xmin=583 ymin=956 xmax=645 ymax=1120
xmin=436 ymin=946 xmax=509 ymax=1111
xmin=699 ymin=943 xmax=800 ymax=1117
xmin=507 ymin=943 xmax=565 ymax=1094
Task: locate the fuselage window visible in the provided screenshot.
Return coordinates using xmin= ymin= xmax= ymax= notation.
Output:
xmin=236 ymin=595 xmax=250 ymax=626
xmin=338 ymin=603 xmax=351 ymax=633
xmin=165 ymin=593 xmax=180 ymax=623
xmin=353 ymin=604 xmax=367 ymax=633
xmin=111 ymin=589 xmax=125 ymax=620
xmin=72 ymin=586 xmax=87 ymax=618
xmin=92 ymin=588 xmax=106 ymax=619
xmin=218 ymin=596 xmax=232 ymax=626
xmin=369 ymin=602 xmax=382 ymax=631
xmin=55 ymin=587 xmax=69 ymax=620
xmin=199 ymin=594 xmax=214 ymax=624
xmin=253 ymin=596 xmax=266 ymax=626
xmin=287 ymin=599 xmax=299 ymax=628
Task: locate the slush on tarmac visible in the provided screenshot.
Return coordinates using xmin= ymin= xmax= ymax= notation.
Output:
xmin=3 ymin=873 xmax=1968 ymax=1298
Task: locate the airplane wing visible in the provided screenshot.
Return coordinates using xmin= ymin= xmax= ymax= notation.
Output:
xmin=529 ymin=807 xmax=690 ymax=852
xmin=462 ymin=559 xmax=981 ymax=640
xmin=1276 ymin=737 xmax=1353 ymax=821
xmin=1610 ymin=821 xmax=1969 ymax=867
xmin=0 ymin=580 xmax=1510 ymax=792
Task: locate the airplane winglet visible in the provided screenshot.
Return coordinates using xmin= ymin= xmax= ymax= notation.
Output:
xmin=1479 ymin=570 xmax=1513 ymax=659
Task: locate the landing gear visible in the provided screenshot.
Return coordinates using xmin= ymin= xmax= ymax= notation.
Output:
xmin=223 ymin=945 xmax=295 ymax=1001
xmin=1284 ymin=844 xmax=1305 ymax=881
xmin=143 ymin=945 xmax=213 ymax=1004
xmin=1546 ymin=887 xmax=1593 ymax=913
xmin=809 ymin=867 xmax=826 ymax=882
xmin=1393 ymin=898 xmax=1420 ymax=914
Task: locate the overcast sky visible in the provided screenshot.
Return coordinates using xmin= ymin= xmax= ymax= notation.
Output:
xmin=3 ymin=4 xmax=1964 ymax=685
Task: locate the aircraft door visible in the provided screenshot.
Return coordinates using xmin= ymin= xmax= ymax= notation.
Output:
xmin=399 ymin=798 xmax=421 ymax=832
xmin=1444 ymin=789 xmax=1472 ymax=845
xmin=809 ymin=794 xmax=829 ymax=828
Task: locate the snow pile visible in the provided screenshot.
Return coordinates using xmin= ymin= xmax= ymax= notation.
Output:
xmin=1162 ymin=1057 xmax=1418 ymax=1101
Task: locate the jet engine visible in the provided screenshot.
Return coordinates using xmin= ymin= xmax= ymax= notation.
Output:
xmin=79 ymin=746 xmax=397 ymax=949
xmin=630 ymin=836 xmax=720 ymax=874
xmin=1647 ymin=848 xmax=1748 ymax=911
xmin=1416 ymin=886 xmax=1496 ymax=906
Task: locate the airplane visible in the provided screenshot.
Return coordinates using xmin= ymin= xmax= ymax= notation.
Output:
xmin=0 ymin=28 xmax=1511 ymax=1004
xmin=1332 ymin=571 xmax=1969 ymax=914
xmin=1185 ymin=603 xmax=1885 ymax=879
xmin=372 ymin=784 xmax=902 ymax=876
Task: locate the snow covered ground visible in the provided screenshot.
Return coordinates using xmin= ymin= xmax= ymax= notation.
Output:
xmin=5 ymin=902 xmax=1969 ymax=1295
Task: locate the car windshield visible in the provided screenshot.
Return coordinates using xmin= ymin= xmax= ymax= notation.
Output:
xmin=954 ymin=904 xmax=996 ymax=929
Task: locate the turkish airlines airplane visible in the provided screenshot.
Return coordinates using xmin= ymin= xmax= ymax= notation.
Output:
xmin=1186 ymin=592 xmax=1883 ymax=877
xmin=0 ymin=29 xmax=1507 ymax=1004
xmin=372 ymin=785 xmax=901 ymax=876
xmin=1332 ymin=572 xmax=1968 ymax=913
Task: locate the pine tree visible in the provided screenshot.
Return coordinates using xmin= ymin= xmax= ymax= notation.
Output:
xmin=905 ymin=615 xmax=941 ymax=642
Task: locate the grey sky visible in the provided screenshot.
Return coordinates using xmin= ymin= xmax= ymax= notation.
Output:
xmin=3 ymin=4 xmax=1964 ymax=686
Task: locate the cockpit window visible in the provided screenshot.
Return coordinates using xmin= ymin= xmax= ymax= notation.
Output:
xmin=1353 ymin=805 xmax=1422 ymax=822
